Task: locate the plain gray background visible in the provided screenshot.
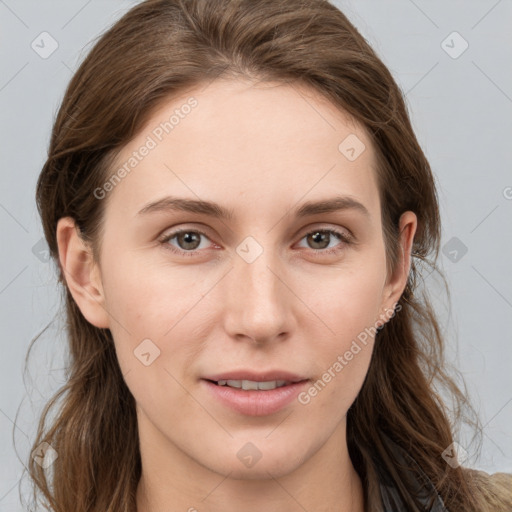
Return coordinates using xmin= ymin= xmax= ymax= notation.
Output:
xmin=1 ymin=0 xmax=511 ymax=509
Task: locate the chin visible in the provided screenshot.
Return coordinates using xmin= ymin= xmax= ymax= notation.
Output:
xmin=213 ymin=458 xmax=301 ymax=481
xmin=198 ymin=438 xmax=312 ymax=481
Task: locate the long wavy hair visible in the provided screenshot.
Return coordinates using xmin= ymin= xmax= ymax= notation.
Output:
xmin=24 ymin=0 xmax=510 ymax=510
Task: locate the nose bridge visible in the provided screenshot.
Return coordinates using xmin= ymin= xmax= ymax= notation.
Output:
xmin=223 ymin=236 xmax=291 ymax=342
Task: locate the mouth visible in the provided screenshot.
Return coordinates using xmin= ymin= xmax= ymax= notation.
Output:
xmin=202 ymin=370 xmax=308 ymax=390
xmin=206 ymin=378 xmax=296 ymax=391
xmin=200 ymin=372 xmax=310 ymax=416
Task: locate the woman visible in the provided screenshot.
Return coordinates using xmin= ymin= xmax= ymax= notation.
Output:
xmin=27 ymin=0 xmax=511 ymax=510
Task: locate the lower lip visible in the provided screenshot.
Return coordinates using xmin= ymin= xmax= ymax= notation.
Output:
xmin=201 ymin=379 xmax=309 ymax=416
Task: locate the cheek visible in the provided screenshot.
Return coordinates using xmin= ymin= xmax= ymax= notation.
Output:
xmin=309 ymin=257 xmax=387 ymax=340
xmin=299 ymin=256 xmax=387 ymax=402
xmin=101 ymin=248 xmax=200 ymax=331
xmin=99 ymin=248 xmax=224 ymax=400
xmin=100 ymin=256 xmax=203 ymax=415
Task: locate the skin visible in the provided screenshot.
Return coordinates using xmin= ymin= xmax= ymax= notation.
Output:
xmin=57 ymin=78 xmax=417 ymax=512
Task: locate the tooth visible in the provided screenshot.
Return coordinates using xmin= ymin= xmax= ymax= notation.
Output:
xmin=242 ymin=380 xmax=259 ymax=390
xmin=257 ymin=381 xmax=277 ymax=390
xmin=217 ymin=379 xmax=292 ymax=390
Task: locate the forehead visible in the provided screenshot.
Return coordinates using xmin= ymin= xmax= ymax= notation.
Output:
xmin=105 ymin=78 xmax=380 ymax=223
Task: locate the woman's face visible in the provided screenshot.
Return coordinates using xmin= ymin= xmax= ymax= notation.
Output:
xmin=62 ymin=79 xmax=415 ymax=480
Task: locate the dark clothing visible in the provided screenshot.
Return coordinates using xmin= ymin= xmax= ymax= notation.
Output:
xmin=368 ymin=435 xmax=448 ymax=511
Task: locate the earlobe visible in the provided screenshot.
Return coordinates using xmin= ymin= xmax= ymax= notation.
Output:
xmin=56 ymin=217 xmax=110 ymax=329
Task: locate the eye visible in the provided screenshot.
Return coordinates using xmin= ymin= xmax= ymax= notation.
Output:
xmin=296 ymin=228 xmax=352 ymax=256
xmin=159 ymin=229 xmax=214 ymax=257
xmin=159 ymin=227 xmax=353 ymax=257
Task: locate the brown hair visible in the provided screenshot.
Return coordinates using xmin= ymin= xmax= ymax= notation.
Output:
xmin=25 ymin=0 xmax=510 ymax=510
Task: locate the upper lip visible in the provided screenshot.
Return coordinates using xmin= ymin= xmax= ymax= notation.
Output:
xmin=202 ymin=370 xmax=308 ymax=383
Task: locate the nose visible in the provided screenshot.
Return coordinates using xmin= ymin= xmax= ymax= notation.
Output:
xmin=222 ymin=242 xmax=295 ymax=345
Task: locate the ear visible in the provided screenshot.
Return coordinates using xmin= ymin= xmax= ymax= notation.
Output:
xmin=379 ymin=211 xmax=417 ymax=325
xmin=56 ymin=217 xmax=110 ymax=329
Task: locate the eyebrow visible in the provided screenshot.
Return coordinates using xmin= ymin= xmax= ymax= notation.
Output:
xmin=137 ymin=195 xmax=370 ymax=220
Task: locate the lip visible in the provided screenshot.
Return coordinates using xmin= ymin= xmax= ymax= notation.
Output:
xmin=201 ymin=375 xmax=310 ymax=416
xmin=202 ymin=370 xmax=307 ymax=383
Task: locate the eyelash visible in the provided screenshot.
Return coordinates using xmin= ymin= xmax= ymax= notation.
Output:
xmin=158 ymin=227 xmax=353 ymax=258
